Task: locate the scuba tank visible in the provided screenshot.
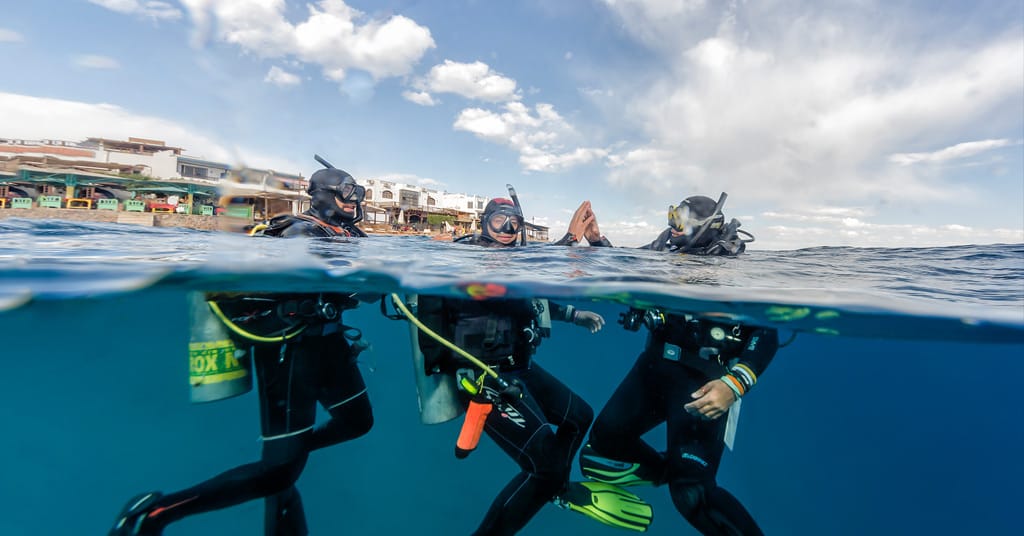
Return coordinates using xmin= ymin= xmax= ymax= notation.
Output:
xmin=187 ymin=292 xmax=253 ymax=403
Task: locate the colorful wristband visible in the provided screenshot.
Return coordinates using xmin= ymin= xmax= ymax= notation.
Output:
xmin=720 ymin=374 xmax=745 ymax=399
xmin=729 ymin=363 xmax=757 ymax=392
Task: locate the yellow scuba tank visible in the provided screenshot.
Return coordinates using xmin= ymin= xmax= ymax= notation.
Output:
xmin=187 ymin=292 xmax=253 ymax=403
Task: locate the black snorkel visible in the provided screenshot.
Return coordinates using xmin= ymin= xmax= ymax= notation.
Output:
xmin=506 ymin=184 xmax=527 ymax=246
xmin=314 ymin=154 xmax=335 ymax=170
xmin=677 ymin=192 xmax=728 ymax=253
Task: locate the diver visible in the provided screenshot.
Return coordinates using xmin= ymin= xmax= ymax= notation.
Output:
xmin=557 ymin=195 xmax=753 ymax=256
xmin=560 ymin=194 xmax=778 ymax=534
xmin=578 ymin=308 xmax=779 ymax=535
xmin=109 ymin=160 xmax=375 ymax=536
xmin=254 ymin=162 xmax=368 ymax=238
xmin=399 ymin=191 xmax=653 ymax=534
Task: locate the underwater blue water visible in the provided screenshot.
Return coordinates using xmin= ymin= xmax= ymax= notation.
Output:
xmin=1 ymin=218 xmax=1022 ymax=535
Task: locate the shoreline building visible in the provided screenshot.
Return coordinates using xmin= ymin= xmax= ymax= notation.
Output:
xmin=0 ymin=137 xmax=305 ymax=217
xmin=0 ymin=135 xmax=550 ymax=240
xmin=359 ymin=178 xmax=549 ymax=241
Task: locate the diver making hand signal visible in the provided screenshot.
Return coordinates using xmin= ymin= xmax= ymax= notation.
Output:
xmin=559 ymin=194 xmax=754 ymax=256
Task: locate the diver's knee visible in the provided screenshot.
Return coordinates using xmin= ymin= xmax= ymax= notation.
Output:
xmin=349 ymin=409 xmax=374 ymax=437
xmin=330 ymin=397 xmax=374 ymax=437
xmin=668 ymin=479 xmax=706 ymax=518
xmin=588 ymin=418 xmax=617 ymax=450
xmin=574 ymin=399 xmax=594 ymax=429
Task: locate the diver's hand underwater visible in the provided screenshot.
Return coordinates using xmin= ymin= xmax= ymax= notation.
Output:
xmin=572 ymin=311 xmax=605 ymax=333
xmin=684 ymin=379 xmax=737 ymax=420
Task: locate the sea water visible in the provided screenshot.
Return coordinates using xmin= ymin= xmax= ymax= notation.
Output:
xmin=0 ymin=218 xmax=1021 ymax=535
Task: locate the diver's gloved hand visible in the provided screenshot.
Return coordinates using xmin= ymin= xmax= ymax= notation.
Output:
xmin=573 ymin=310 xmax=605 ymax=333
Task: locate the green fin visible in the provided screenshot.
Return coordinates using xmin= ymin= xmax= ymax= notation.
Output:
xmin=579 ymin=444 xmax=657 ymax=487
xmin=555 ymin=481 xmax=654 ymax=532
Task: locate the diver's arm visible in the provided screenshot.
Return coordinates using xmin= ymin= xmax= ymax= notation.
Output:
xmin=684 ymin=326 xmax=778 ymax=419
xmin=550 ymin=301 xmax=605 ymax=333
xmin=638 ymin=228 xmax=673 ymax=250
xmin=722 ymin=327 xmax=779 ymax=398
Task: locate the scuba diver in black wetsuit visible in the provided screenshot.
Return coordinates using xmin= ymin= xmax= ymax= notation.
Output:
xmin=559 ymin=194 xmax=780 ymax=535
xmin=581 ymin=311 xmax=778 ymax=535
xmin=109 ymin=162 xmax=374 ymax=536
xmin=556 ymin=194 xmax=754 ymax=255
xmin=396 ymin=192 xmax=652 ymax=535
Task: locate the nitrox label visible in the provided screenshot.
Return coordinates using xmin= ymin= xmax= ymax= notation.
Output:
xmin=189 ymin=339 xmax=246 ymax=385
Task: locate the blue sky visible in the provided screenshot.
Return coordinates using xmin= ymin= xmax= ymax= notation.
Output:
xmin=1 ymin=0 xmax=1021 ymax=249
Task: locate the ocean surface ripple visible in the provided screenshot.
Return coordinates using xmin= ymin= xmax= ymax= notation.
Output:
xmin=1 ymin=218 xmax=1021 ymax=342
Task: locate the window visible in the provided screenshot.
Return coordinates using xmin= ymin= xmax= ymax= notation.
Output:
xmin=382 ymin=191 xmax=394 ymax=199
xmin=180 ymin=165 xmax=208 ymax=178
xmin=467 ymin=201 xmax=473 ymax=209
xmin=427 ymin=197 xmax=436 ymax=206
xmin=477 ymin=200 xmax=483 ymax=209
xmin=365 ymin=189 xmax=373 ymax=200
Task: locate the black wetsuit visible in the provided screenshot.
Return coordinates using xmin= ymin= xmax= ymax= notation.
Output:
xmin=588 ymin=314 xmax=778 ymax=536
xmin=127 ymin=214 xmax=373 ymax=536
xmin=417 ymin=293 xmax=594 ymax=536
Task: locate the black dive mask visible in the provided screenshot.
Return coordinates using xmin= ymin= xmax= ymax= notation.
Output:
xmin=319 ymin=182 xmax=365 ymax=204
xmin=486 ymin=208 xmax=523 ymax=236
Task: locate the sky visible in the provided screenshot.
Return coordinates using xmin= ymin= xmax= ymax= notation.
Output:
xmin=0 ymin=0 xmax=1022 ymax=249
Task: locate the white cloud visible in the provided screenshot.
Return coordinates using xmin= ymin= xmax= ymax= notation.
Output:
xmin=0 ymin=28 xmax=23 ymax=42
xmin=0 ymin=92 xmax=300 ymax=174
xmin=74 ymin=55 xmax=121 ymax=70
xmin=264 ymin=65 xmax=301 ymax=86
xmin=411 ymin=60 xmax=520 ymax=103
xmin=89 ymin=0 xmax=183 ymax=21
xmin=454 ymin=102 xmax=607 ymax=172
xmin=596 ymin=1 xmax=1024 ymax=215
xmin=402 ymin=90 xmax=437 ymax=106
xmin=889 ymin=139 xmax=1018 ymax=165
xmin=179 ymin=0 xmax=434 ymax=85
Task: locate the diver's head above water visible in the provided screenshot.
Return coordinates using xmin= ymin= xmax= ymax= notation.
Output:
xmin=480 ymin=198 xmax=524 ymax=246
xmin=666 ymin=194 xmax=727 ymax=248
xmin=308 ymin=168 xmax=365 ymax=225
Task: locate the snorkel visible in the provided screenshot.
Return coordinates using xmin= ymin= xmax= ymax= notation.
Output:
xmin=505 ymin=184 xmax=527 ymax=246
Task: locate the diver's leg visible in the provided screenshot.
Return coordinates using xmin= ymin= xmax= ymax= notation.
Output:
xmin=111 ymin=341 xmax=314 ymax=536
xmin=308 ymin=332 xmax=374 ymax=451
xmin=585 ymin=350 xmax=668 ymax=481
xmin=265 ymin=485 xmax=308 ymax=536
xmin=514 ymin=364 xmax=593 ymax=482
xmin=471 ymin=382 xmax=567 ymax=536
xmin=665 ymin=368 xmax=762 ymax=536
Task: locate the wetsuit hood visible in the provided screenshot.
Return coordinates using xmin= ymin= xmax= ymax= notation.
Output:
xmin=308 ymin=168 xmax=364 ymax=225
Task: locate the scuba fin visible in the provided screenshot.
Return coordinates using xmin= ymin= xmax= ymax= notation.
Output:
xmin=109 ymin=492 xmax=162 ymax=536
xmin=555 ymin=481 xmax=654 ymax=532
xmin=579 ymin=443 xmax=662 ymax=487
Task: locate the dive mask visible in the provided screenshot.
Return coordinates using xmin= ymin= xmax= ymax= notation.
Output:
xmin=321 ymin=182 xmax=366 ymax=204
xmin=488 ymin=209 xmax=523 ymax=234
xmin=667 ymin=204 xmax=714 ymax=235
